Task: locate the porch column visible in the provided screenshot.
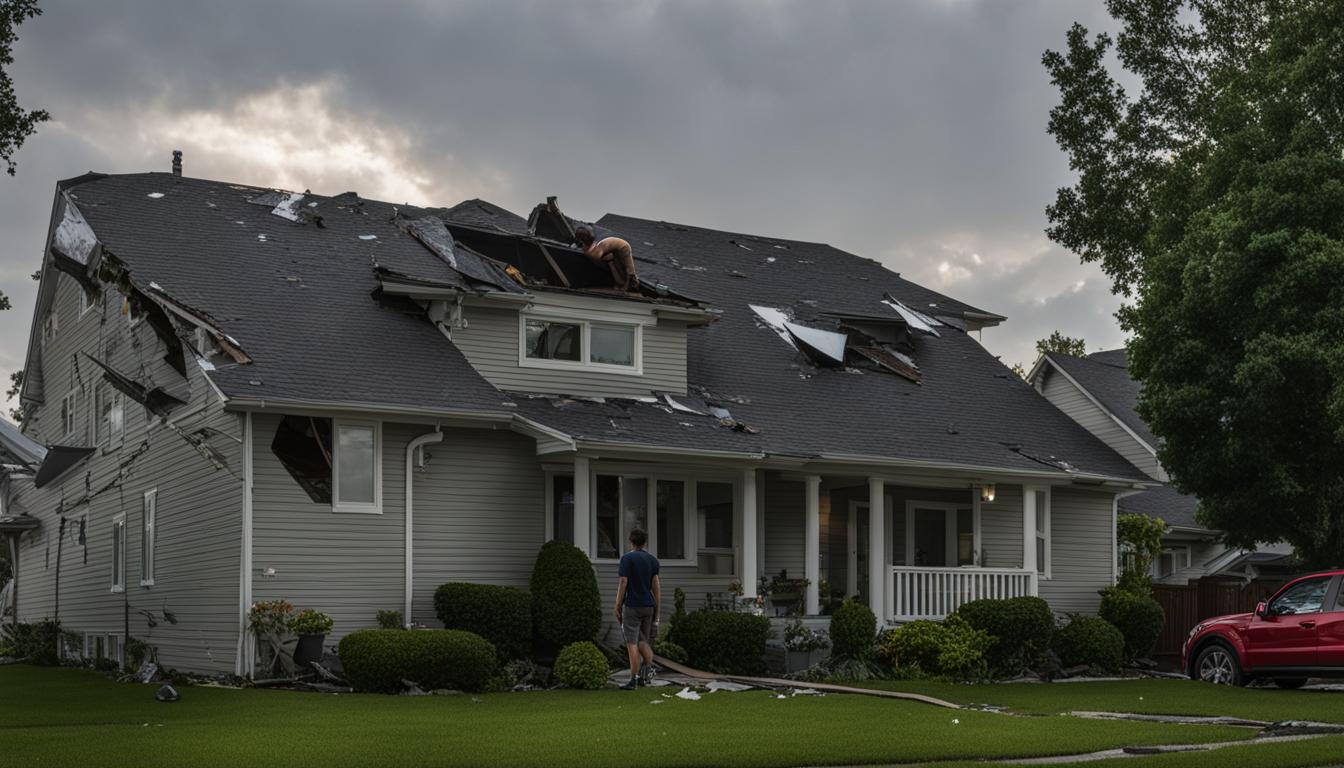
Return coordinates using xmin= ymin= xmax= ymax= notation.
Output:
xmin=1022 ymin=485 xmax=1038 ymax=594
xmin=867 ymin=477 xmax=885 ymax=619
xmin=804 ymin=475 xmax=822 ymax=615
xmin=573 ymin=456 xmax=591 ymax=557
xmin=741 ymin=468 xmax=758 ymax=599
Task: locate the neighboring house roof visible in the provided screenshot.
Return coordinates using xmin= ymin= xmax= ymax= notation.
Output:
xmin=37 ymin=172 xmax=1152 ymax=483
xmin=1118 ymin=484 xmax=1203 ymax=532
xmin=1041 ymin=349 xmax=1158 ymax=450
xmin=0 ymin=417 xmax=45 ymax=468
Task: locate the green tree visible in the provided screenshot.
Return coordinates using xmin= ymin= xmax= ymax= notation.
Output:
xmin=1011 ymin=331 xmax=1088 ymax=378
xmin=1044 ymin=1 xmax=1344 ymax=565
xmin=5 ymin=369 xmax=21 ymax=422
xmin=0 ymin=0 xmax=45 ymax=176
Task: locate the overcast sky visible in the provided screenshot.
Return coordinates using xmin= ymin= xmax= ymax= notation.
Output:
xmin=0 ymin=0 xmax=1126 ymax=407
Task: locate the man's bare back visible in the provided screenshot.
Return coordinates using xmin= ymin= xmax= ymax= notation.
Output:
xmin=574 ymin=228 xmax=638 ymax=291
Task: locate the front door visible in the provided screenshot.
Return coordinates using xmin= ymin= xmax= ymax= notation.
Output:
xmin=907 ymin=503 xmax=975 ymax=567
xmin=1245 ymin=575 xmax=1331 ymax=670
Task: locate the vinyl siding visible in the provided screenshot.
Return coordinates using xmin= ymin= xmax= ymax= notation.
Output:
xmin=1038 ymin=368 xmax=1166 ymax=481
xmin=11 ymin=271 xmax=242 ymax=674
xmin=762 ymin=477 xmax=804 ymax=580
xmin=1039 ymin=486 xmax=1117 ymax=614
xmin=451 ymin=304 xmax=688 ymax=397
xmin=980 ymin=484 xmax=1024 ymax=569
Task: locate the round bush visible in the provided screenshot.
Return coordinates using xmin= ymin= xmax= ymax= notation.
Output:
xmin=829 ymin=599 xmax=877 ymax=660
xmin=338 ymin=629 xmax=498 ymax=693
xmin=954 ymin=596 xmax=1055 ymax=676
xmin=553 ymin=641 xmax=611 ymax=689
xmin=669 ymin=611 xmax=769 ymax=675
xmin=530 ymin=541 xmax=602 ymax=649
xmin=877 ymin=615 xmax=992 ymax=680
xmin=434 ymin=583 xmax=533 ymax=661
xmin=1052 ymin=616 xmax=1125 ymax=673
xmin=1098 ymin=588 xmax=1164 ymax=662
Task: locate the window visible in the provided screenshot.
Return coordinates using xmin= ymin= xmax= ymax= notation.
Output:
xmin=125 ymin=296 xmax=143 ymax=326
xmin=96 ymin=386 xmax=125 ymax=449
xmin=110 ymin=514 xmax=126 ymax=592
xmin=520 ymin=313 xmax=641 ymax=372
xmin=333 ymin=421 xmax=381 ymax=513
xmin=1033 ymin=488 xmax=1051 ymax=577
xmin=1155 ymin=546 xmax=1191 ymax=579
xmin=591 ymin=472 xmax=692 ymax=562
xmin=697 ymin=481 xmax=736 ymax=574
xmin=956 ymin=508 xmax=974 ymax=566
xmin=656 ymin=480 xmax=687 ymax=560
xmin=60 ymin=392 xmax=77 ymax=440
xmin=1269 ymin=577 xmax=1330 ymax=616
xmin=140 ymin=489 xmax=157 ymax=586
xmin=550 ymin=474 xmax=574 ymax=544
xmin=79 ymin=289 xmax=97 ymax=317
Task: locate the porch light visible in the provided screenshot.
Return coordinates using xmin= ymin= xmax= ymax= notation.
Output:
xmin=980 ymin=484 xmax=996 ymax=503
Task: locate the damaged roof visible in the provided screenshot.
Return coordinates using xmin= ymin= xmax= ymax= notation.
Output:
xmin=42 ymin=172 xmax=1149 ymax=483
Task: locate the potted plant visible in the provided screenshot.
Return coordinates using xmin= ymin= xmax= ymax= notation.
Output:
xmin=246 ymin=599 xmax=293 ymax=677
xmin=766 ymin=570 xmax=810 ymax=617
xmin=783 ymin=619 xmax=830 ymax=672
xmin=289 ymin=608 xmax=333 ymax=669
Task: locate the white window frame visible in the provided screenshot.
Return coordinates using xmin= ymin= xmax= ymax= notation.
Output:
xmin=586 ymin=464 xmax=730 ymax=567
xmin=518 ymin=310 xmax=645 ymax=375
xmin=78 ymin=288 xmax=97 ymax=317
xmin=41 ymin=310 xmax=58 ymax=345
xmin=1153 ymin=545 xmax=1192 ymax=579
xmin=904 ymin=500 xmax=977 ymax=568
xmin=111 ymin=513 xmax=126 ymax=593
xmin=59 ymin=391 xmax=78 ymax=442
xmin=1034 ymin=487 xmax=1052 ymax=579
xmin=140 ymin=489 xmax=157 ymax=587
xmin=332 ymin=419 xmax=383 ymax=515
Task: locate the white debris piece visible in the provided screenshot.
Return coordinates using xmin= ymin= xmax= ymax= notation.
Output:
xmin=706 ymin=681 xmax=752 ymax=693
xmin=359 ymin=234 xmax=377 ymax=241
xmin=52 ymin=199 xmax=99 ymax=266
xmin=146 ymin=192 xmax=165 ymax=199
xmin=663 ymin=394 xmax=705 ymax=415
xmin=149 ymin=282 xmax=163 ymax=292
xmin=270 ymin=192 xmax=306 ymax=222
xmin=883 ymin=299 xmax=942 ymax=337
xmin=649 ymin=700 xmax=663 ymax=705
xmin=256 ymin=234 xmax=268 ymax=242
xmin=783 ymin=321 xmax=847 ymax=366
xmin=749 ymin=305 xmax=797 ymax=349
xmin=196 ymin=357 xmax=216 ymax=372
xmin=674 ymin=687 xmax=701 ymax=701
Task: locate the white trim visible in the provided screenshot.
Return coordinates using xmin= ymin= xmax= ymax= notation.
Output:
xmin=331 ymin=419 xmax=383 ymax=515
xmin=1111 ymin=495 xmax=1119 ymax=585
xmin=1023 ymin=485 xmax=1052 ymax=580
xmin=110 ymin=512 xmax=126 ymax=593
xmin=587 ymin=469 xmax=698 ymax=566
xmin=971 ymin=488 xmax=983 ymax=565
xmin=741 ymin=469 xmax=758 ymax=598
xmin=573 ymin=456 xmax=591 ymax=556
xmin=236 ymin=412 xmax=254 ymax=678
xmin=405 ymin=429 xmax=444 ymax=627
xmin=867 ymin=477 xmax=885 ymax=619
xmin=78 ymin=287 xmax=97 ymax=317
xmin=803 ymin=475 xmax=821 ymax=615
xmin=125 ymin=295 xmax=143 ymax=327
xmin=59 ymin=391 xmax=77 ymax=442
xmin=139 ymin=488 xmax=157 ymax=587
xmin=518 ymin=311 xmax=644 ymax=375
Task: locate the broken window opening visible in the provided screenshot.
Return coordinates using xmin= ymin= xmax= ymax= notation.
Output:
xmin=270 ymin=415 xmax=333 ymax=504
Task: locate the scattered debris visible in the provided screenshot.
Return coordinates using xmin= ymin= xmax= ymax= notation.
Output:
xmin=706 ymin=680 xmax=753 ymax=693
xmin=883 ymin=295 xmax=942 ymax=336
xmin=358 ymin=234 xmax=377 ymax=241
xmin=146 ymin=192 xmax=165 ymax=199
xmin=154 ymin=684 xmax=180 ymax=702
xmin=674 ymin=687 xmax=701 ymax=701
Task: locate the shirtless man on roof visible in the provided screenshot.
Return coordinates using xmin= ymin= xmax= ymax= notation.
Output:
xmin=574 ymin=227 xmax=638 ymax=291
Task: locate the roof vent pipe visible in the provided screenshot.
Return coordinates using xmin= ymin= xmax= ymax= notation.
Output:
xmin=172 ymin=150 xmax=182 ymax=178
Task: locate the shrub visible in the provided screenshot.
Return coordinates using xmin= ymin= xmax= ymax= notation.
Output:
xmin=783 ymin=619 xmax=830 ymax=653
xmin=530 ymin=541 xmax=602 ymax=649
xmin=653 ymin=638 xmax=688 ymax=664
xmin=338 ymin=629 xmax=498 ymax=693
xmin=1 ymin=619 xmax=62 ymax=666
xmin=289 ymin=609 xmax=334 ymax=636
xmin=828 ymin=599 xmax=877 ymax=660
xmin=1052 ymin=615 xmax=1125 ymax=673
xmin=553 ymin=641 xmax=611 ymax=689
xmin=376 ymin=610 xmax=404 ymax=629
xmin=669 ymin=611 xmax=769 ymax=675
xmin=877 ymin=615 xmax=992 ymax=680
xmin=434 ymin=583 xmax=532 ymax=660
xmin=1098 ymin=587 xmax=1164 ymax=661
xmin=954 ymin=596 xmax=1054 ymax=676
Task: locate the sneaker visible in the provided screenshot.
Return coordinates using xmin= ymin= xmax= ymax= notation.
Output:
xmin=619 ymin=678 xmax=639 ymax=691
xmin=640 ymin=663 xmax=656 ymax=686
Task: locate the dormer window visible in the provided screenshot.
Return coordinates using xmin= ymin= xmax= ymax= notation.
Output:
xmin=520 ymin=312 xmax=642 ymax=374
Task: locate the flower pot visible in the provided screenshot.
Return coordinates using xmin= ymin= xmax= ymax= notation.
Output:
xmin=293 ymin=633 xmax=326 ymax=670
xmin=256 ymin=637 xmax=278 ymax=677
xmin=785 ymin=649 xmax=825 ymax=673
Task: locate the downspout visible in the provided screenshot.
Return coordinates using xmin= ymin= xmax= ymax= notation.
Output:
xmin=235 ymin=412 xmax=254 ymax=677
xmin=405 ymin=428 xmax=444 ymax=627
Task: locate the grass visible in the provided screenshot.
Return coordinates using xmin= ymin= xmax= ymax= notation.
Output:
xmin=0 ymin=665 xmax=1256 ymax=768
xmin=853 ymin=677 xmax=1344 ymax=724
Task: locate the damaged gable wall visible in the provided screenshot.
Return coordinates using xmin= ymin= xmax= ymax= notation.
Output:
xmin=7 ymin=268 xmax=244 ymax=673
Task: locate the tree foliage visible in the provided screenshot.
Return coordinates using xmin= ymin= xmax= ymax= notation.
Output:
xmin=1116 ymin=513 xmax=1167 ymax=594
xmin=0 ymin=0 xmax=45 ymax=176
xmin=1012 ymin=331 xmax=1088 ymax=378
xmin=1044 ymin=0 xmax=1344 ymax=565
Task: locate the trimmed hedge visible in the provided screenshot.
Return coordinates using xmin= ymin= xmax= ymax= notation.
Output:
xmin=669 ymin=611 xmax=769 ymax=675
xmin=1052 ymin=616 xmax=1124 ymax=673
xmin=553 ymin=641 xmax=610 ymax=689
xmin=434 ymin=583 xmax=533 ymax=661
xmin=530 ymin=541 xmax=602 ymax=649
xmin=1098 ymin=588 xmax=1164 ymax=662
xmin=954 ymin=596 xmax=1055 ymax=676
xmin=877 ymin=615 xmax=992 ymax=680
xmin=829 ymin=599 xmax=877 ymax=660
xmin=338 ymin=629 xmax=498 ymax=693
xmin=1 ymin=620 xmax=62 ymax=666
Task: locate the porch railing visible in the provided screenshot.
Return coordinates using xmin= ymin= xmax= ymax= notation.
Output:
xmin=889 ymin=566 xmax=1035 ymax=621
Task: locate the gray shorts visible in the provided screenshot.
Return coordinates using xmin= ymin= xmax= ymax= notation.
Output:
xmin=621 ymin=605 xmax=655 ymax=646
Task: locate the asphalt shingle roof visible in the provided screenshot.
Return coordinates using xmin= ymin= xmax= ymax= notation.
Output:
xmin=56 ymin=173 xmax=1150 ymax=482
xmin=1043 ymin=349 xmax=1158 ymax=449
xmin=1117 ymin=483 xmax=1204 ymax=531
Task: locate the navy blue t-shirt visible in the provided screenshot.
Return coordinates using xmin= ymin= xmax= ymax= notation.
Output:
xmin=618 ymin=549 xmax=660 ymax=607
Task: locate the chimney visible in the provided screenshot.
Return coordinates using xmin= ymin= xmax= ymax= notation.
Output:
xmin=172 ymin=150 xmax=182 ymax=178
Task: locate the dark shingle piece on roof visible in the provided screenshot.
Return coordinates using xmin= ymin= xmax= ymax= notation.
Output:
xmin=1045 ymin=349 xmax=1157 ymax=448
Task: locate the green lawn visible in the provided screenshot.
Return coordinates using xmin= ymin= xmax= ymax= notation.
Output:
xmin=0 ymin=666 xmax=1257 ymax=768
xmin=854 ymin=677 xmax=1344 ymax=724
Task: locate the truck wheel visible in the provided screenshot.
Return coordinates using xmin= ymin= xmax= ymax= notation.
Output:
xmin=1194 ymin=644 xmax=1244 ymax=686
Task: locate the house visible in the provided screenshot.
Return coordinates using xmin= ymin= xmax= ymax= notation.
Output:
xmin=1 ymin=163 xmax=1153 ymax=675
xmin=1026 ymin=349 xmax=1293 ymax=584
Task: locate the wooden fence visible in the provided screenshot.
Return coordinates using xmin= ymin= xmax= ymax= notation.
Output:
xmin=1151 ymin=578 xmax=1287 ymax=658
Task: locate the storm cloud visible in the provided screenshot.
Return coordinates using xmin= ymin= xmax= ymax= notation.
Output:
xmin=0 ymin=0 xmax=1125 ymax=400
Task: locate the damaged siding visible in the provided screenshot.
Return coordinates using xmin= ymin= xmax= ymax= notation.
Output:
xmin=11 ymin=272 xmax=241 ymax=673
xmin=1038 ymin=369 xmax=1165 ymax=482
xmin=450 ymin=305 xmax=688 ymax=397
xmin=1040 ymin=486 xmax=1117 ymax=614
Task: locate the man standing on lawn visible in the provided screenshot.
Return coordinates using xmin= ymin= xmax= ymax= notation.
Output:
xmin=615 ymin=528 xmax=660 ymax=690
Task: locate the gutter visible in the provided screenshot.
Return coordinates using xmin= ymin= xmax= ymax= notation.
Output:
xmin=404 ymin=428 xmax=444 ymax=627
